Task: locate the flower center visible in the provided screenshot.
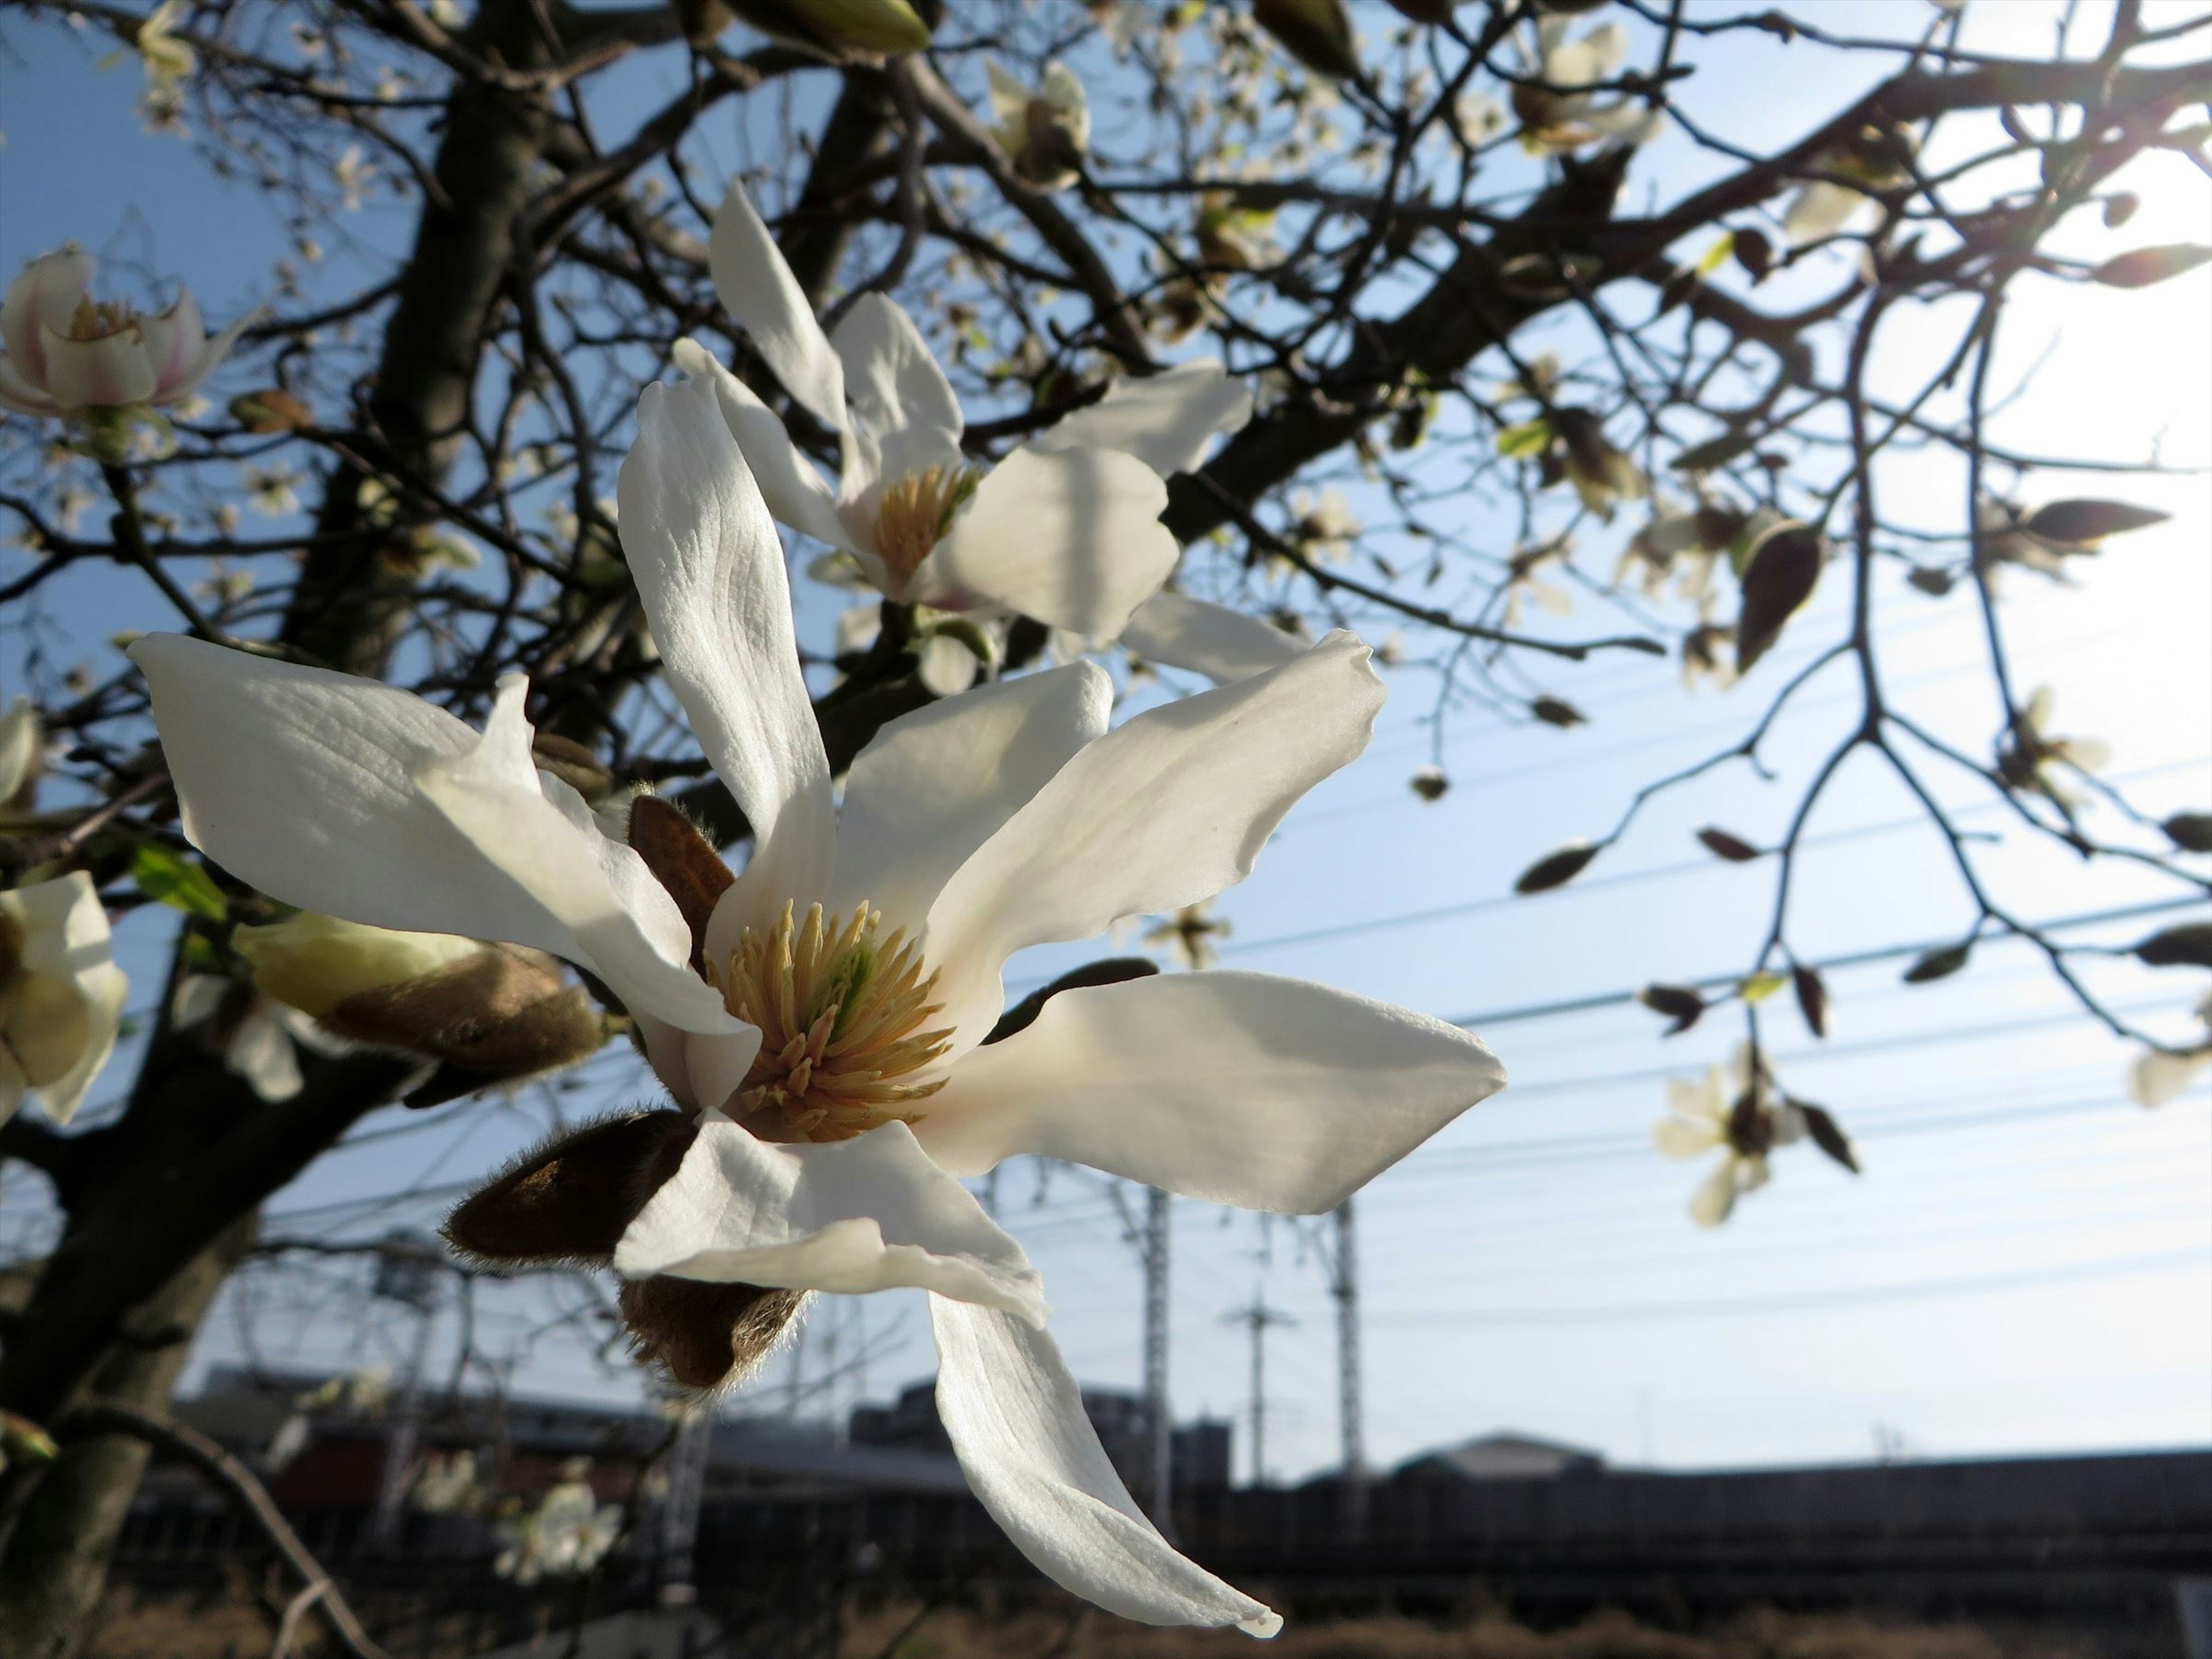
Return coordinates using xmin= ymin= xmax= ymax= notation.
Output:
xmin=719 ymin=901 xmax=951 ymax=1142
xmin=872 ymin=464 xmax=982 ymax=584
xmin=66 ymin=296 xmax=141 ymax=343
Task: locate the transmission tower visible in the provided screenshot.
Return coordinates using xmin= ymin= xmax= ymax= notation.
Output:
xmin=1222 ymin=1290 xmax=1297 ymax=1487
xmin=1143 ymin=1185 xmax=1173 ymax=1530
xmin=1331 ymin=1198 xmax=1368 ymax=1537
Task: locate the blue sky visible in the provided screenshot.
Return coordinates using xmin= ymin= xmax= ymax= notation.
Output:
xmin=1 ymin=0 xmax=2206 ymax=1483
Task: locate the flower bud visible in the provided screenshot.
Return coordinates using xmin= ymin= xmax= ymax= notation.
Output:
xmin=0 ymin=247 xmax=247 ymax=425
xmin=233 ymin=912 xmax=480 ymax=1019
xmin=718 ymin=0 xmax=931 ymax=58
xmin=1 ymin=872 xmax=128 ymax=1129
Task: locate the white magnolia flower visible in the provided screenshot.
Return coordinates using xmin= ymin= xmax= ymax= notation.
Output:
xmin=131 ymin=365 xmax=1505 ymax=1634
xmin=410 ymin=1448 xmax=483 ymax=1514
xmin=694 ymin=180 xmax=1285 ymax=686
xmin=1513 ymin=18 xmax=1660 ymax=153
xmin=987 ymin=60 xmax=1090 ymax=191
xmin=1652 ymin=1044 xmax=1805 ymax=1227
xmin=1997 ymin=685 xmax=2108 ymax=807
xmin=135 ymin=0 xmax=197 ymax=120
xmin=332 ymin=143 xmax=374 ymax=213
xmin=1 ymin=873 xmax=129 ymax=1129
xmin=495 ymin=1475 xmax=620 ymax=1583
xmin=172 ymin=974 xmax=321 ymax=1103
xmin=0 ymin=247 xmax=247 ymax=421
xmin=2131 ymin=989 xmax=2212 ymax=1108
xmin=245 ymin=465 xmax=301 ymax=517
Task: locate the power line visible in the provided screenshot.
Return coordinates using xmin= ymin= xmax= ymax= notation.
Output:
xmin=1368 ymin=1245 xmax=2209 ymax=1328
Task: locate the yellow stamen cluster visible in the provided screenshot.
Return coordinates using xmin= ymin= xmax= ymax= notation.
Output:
xmin=872 ymin=464 xmax=979 ymax=584
xmin=721 ymin=901 xmax=951 ymax=1142
xmin=67 ymin=296 xmax=140 ymax=343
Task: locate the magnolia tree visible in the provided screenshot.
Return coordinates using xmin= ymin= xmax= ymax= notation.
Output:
xmin=1 ymin=0 xmax=2209 ymax=1651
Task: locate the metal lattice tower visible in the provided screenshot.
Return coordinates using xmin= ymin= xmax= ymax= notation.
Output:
xmin=1222 ymin=1290 xmax=1297 ymax=1488
xmin=1332 ymin=1199 xmax=1368 ymax=1537
xmin=1143 ymin=1185 xmax=1173 ymax=1532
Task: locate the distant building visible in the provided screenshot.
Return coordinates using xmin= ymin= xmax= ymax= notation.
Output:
xmin=1392 ymin=1430 xmax=1605 ymax=1483
xmin=851 ymin=1380 xmax=1232 ymax=1492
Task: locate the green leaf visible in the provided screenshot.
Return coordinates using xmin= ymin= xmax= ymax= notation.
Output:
xmin=2090 ymin=244 xmax=2212 ymax=289
xmin=1902 ymin=943 xmax=1971 ymax=984
xmin=1495 ymin=419 xmax=1552 ymax=460
xmin=1696 ymin=232 xmax=1736 ymax=276
xmin=131 ymin=844 xmax=228 ymax=921
xmin=1740 ymin=972 xmax=1787 ymax=1004
xmin=1514 ymin=841 xmax=1599 ymax=895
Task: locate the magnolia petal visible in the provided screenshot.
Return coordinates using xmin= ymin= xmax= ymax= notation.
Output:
xmin=413 ymin=680 xmax=739 ymax=1033
xmin=138 ymin=287 xmax=204 ymax=395
xmin=832 ymin=294 xmax=964 ymax=480
xmin=130 ymin=638 xmax=729 ymax=1032
xmin=1783 ymin=180 xmax=1868 ymax=247
xmin=926 ymin=631 xmax=1382 ymax=1050
xmin=930 ymin=1297 xmax=1280 ymax=1634
xmin=709 ymin=180 xmax=846 ymax=431
xmin=916 ymin=633 xmax=982 ymax=698
xmin=1031 ymin=360 xmax=1252 ymax=479
xmin=1652 ymin=1113 xmax=1722 ymax=1160
xmin=160 ymin=306 xmax=252 ymax=405
xmin=1 ymin=247 xmax=94 ymax=386
xmin=921 ymin=971 xmax=1503 ymax=1211
xmin=620 ymin=370 xmax=835 ymax=949
xmin=228 ymin=1002 xmax=305 ymax=1103
xmin=2132 ymin=1048 xmax=2211 ymax=1108
xmin=832 ymin=664 xmax=1111 ymax=934
xmin=0 ymin=353 xmax=59 ymax=416
xmin=672 ymin=339 xmax=852 ymax=553
xmin=918 ymin=447 xmax=1177 ymax=637
xmin=1688 ymin=1157 xmax=1737 ymax=1227
xmin=1119 ymin=592 xmax=1303 ymax=684
xmin=0 ymin=872 xmax=127 ymax=1127
xmin=614 ymin=1117 xmax=1046 ymax=1324
xmin=40 ymin=324 xmax=157 ymax=410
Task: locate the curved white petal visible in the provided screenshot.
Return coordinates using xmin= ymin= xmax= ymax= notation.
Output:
xmin=1783 ymin=180 xmax=1868 ymax=247
xmin=832 ymin=663 xmax=1111 ymax=934
xmin=620 ymin=370 xmax=835 ymax=950
xmin=709 ymin=180 xmax=846 ymax=431
xmin=917 ymin=447 xmax=1177 ymax=637
xmin=1651 ymin=1113 xmax=1722 ymax=1160
xmin=671 ymin=339 xmax=852 ymax=552
xmin=1118 ymin=592 xmax=1303 ymax=684
xmin=614 ymin=1117 xmax=1045 ymax=1324
xmin=0 ymin=354 xmax=59 ymax=416
xmin=1031 ymin=360 xmax=1252 ymax=478
xmin=130 ymin=637 xmax=732 ymax=1033
xmin=415 ymin=680 xmax=739 ymax=1032
xmin=925 ymin=631 xmax=1382 ymax=1049
xmin=228 ymin=1002 xmax=305 ymax=1103
xmin=41 ymin=324 xmax=157 ymax=410
xmin=832 ymin=294 xmax=963 ymax=480
xmin=1688 ymin=1157 xmax=1737 ymax=1227
xmin=138 ymin=288 xmax=204 ymax=394
xmin=0 ymin=871 xmax=127 ymax=1127
xmin=915 ymin=632 xmax=982 ymax=697
xmin=921 ymin=971 xmax=1503 ymax=1211
xmin=160 ymin=306 xmax=252 ymax=404
xmin=931 ymin=1297 xmax=1279 ymax=1635
xmin=1 ymin=247 xmax=93 ymax=385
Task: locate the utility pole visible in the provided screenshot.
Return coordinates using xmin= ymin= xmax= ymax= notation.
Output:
xmin=1222 ymin=1291 xmax=1296 ymax=1488
xmin=368 ymin=1231 xmax=442 ymax=1551
xmin=1330 ymin=1199 xmax=1368 ymax=1538
xmin=1143 ymin=1187 xmax=1173 ymax=1531
xmin=657 ymin=1400 xmax=714 ymax=1604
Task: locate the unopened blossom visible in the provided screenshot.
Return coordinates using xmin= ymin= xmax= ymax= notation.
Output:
xmin=1 ymin=873 xmax=129 ymax=1130
xmin=988 ymin=61 xmax=1089 ymax=191
xmin=695 ymin=181 xmax=1284 ymax=687
xmin=1997 ymin=686 xmax=2108 ymax=807
xmin=1781 ymin=123 xmax=1915 ymax=247
xmin=0 ymin=247 xmax=247 ymax=430
xmin=131 ymin=363 xmax=1505 ymax=1634
xmin=1552 ymin=408 xmax=1648 ymax=521
xmin=1513 ymin=17 xmax=1659 ymax=153
xmin=2130 ymin=989 xmax=2212 ymax=1108
xmin=701 ymin=0 xmax=931 ymax=58
xmin=1652 ymin=1044 xmax=1805 ymax=1226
